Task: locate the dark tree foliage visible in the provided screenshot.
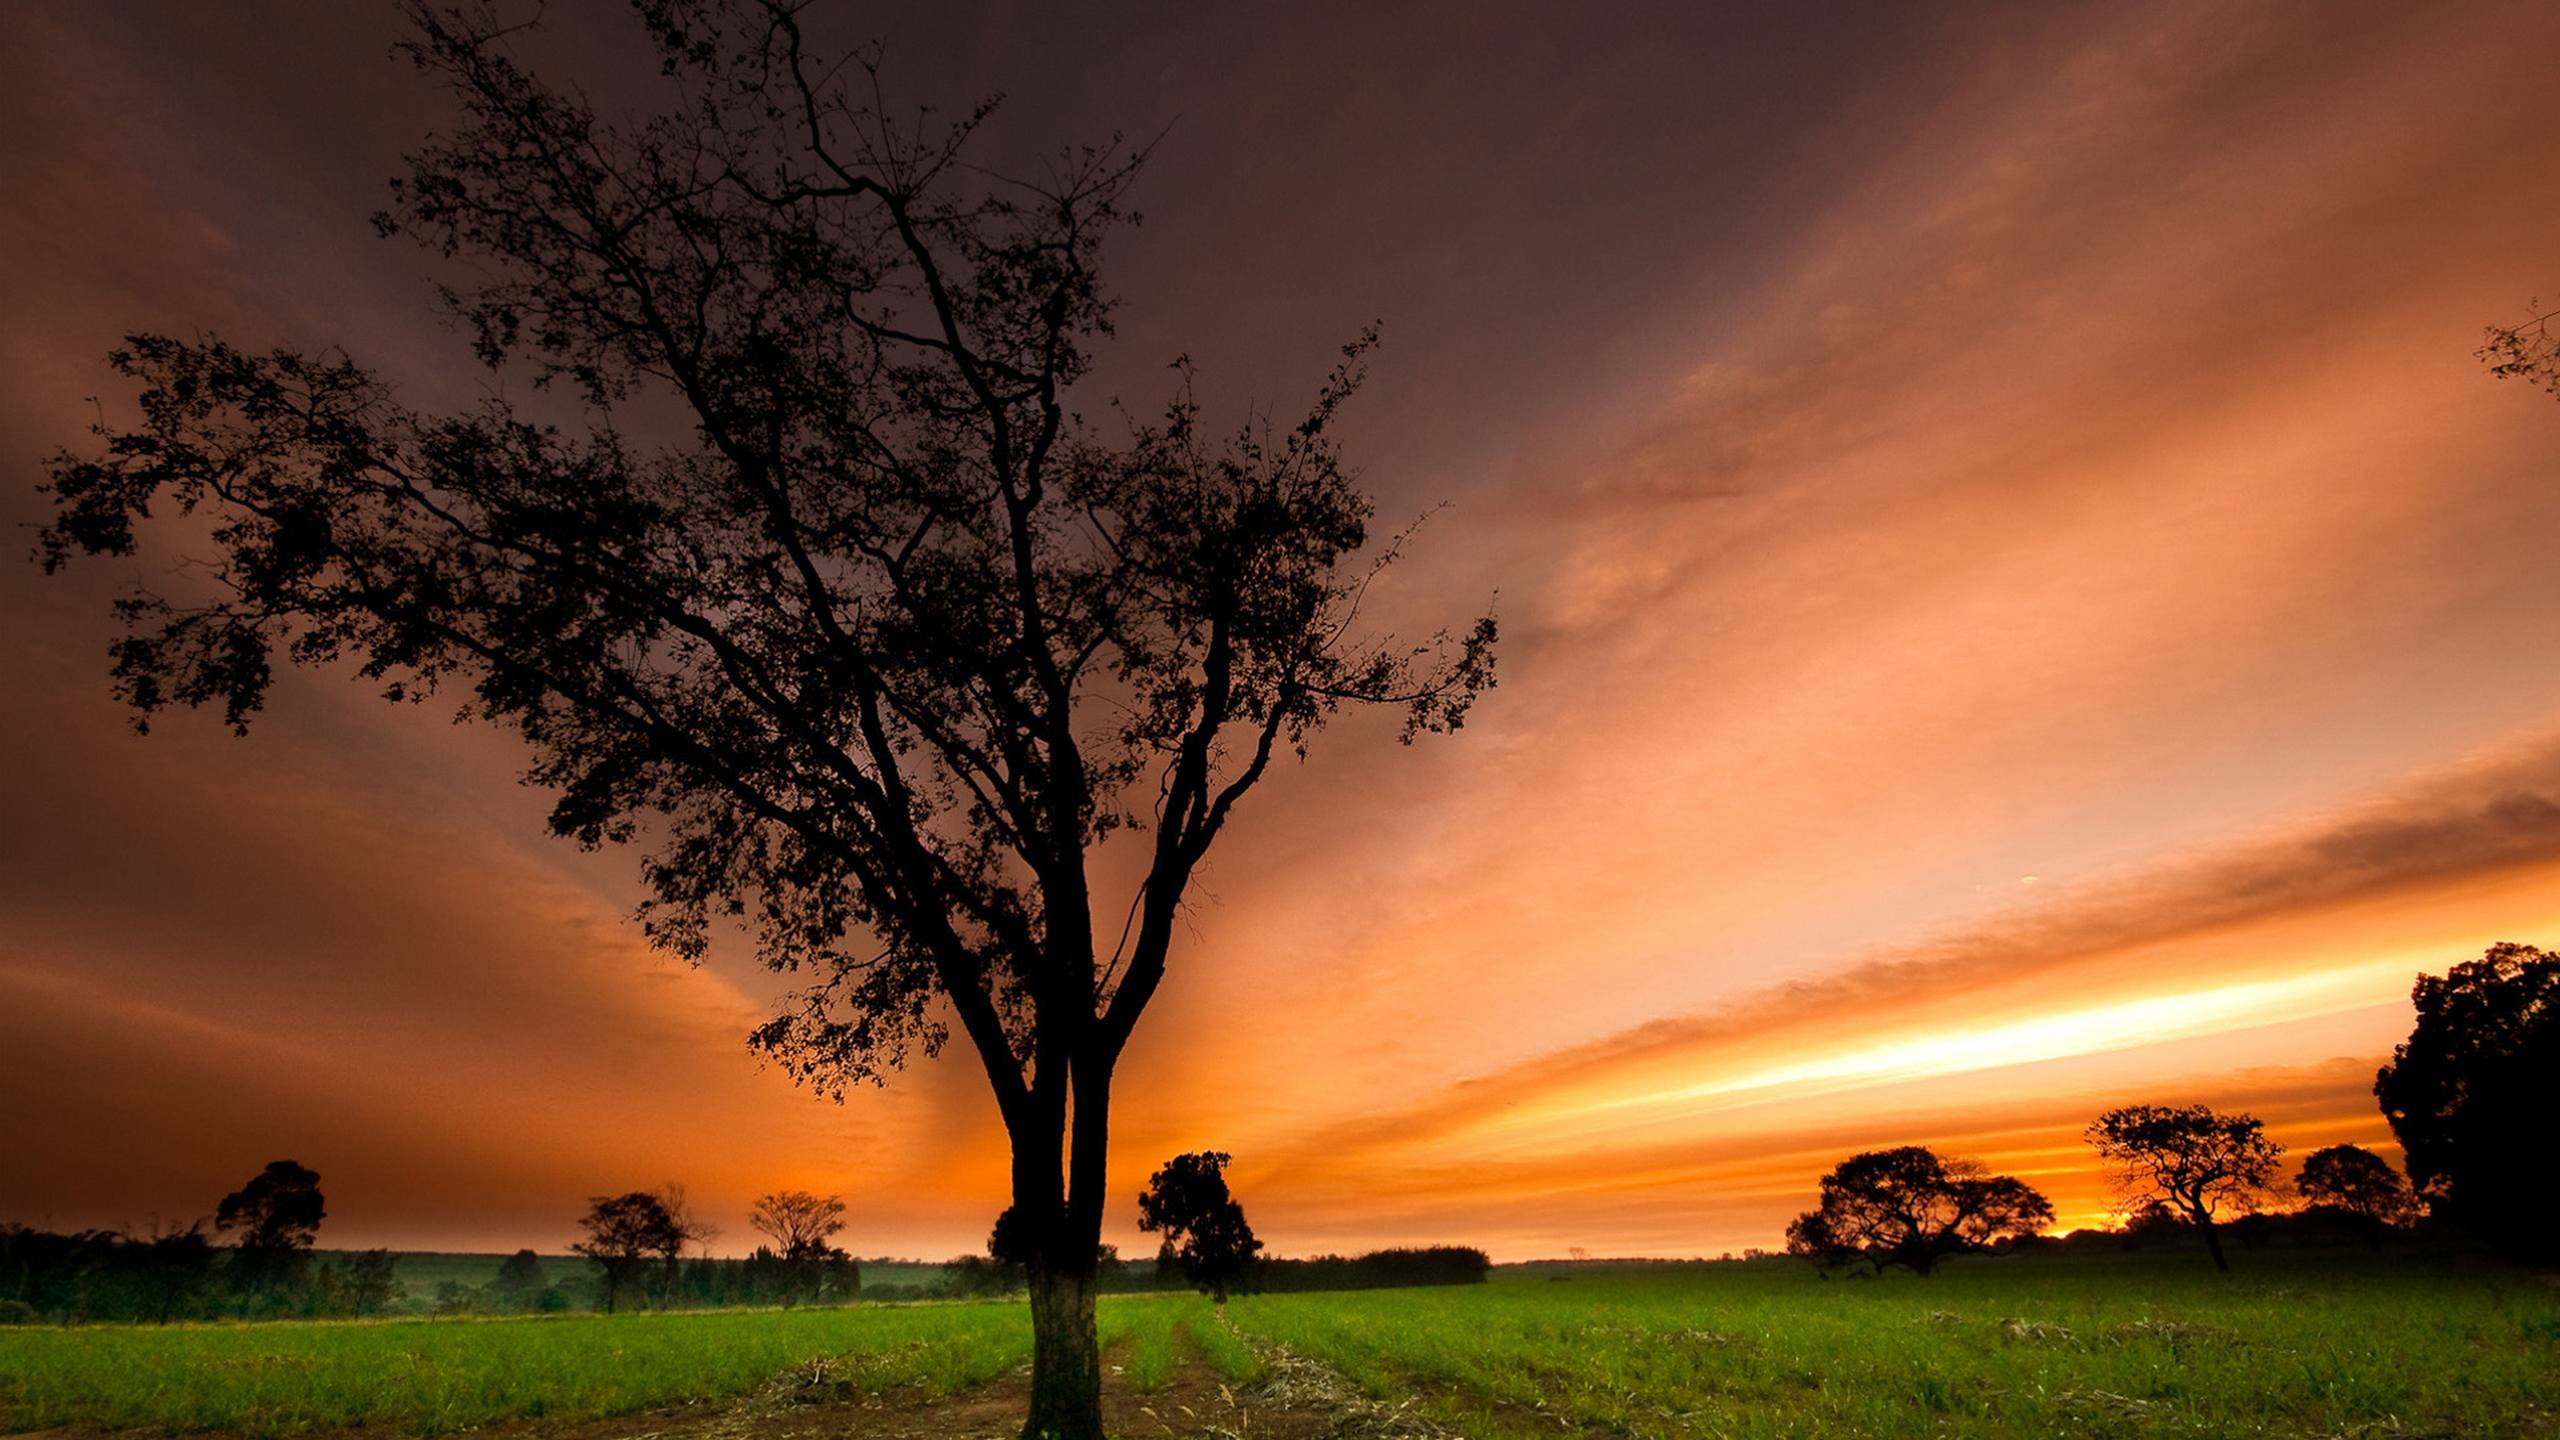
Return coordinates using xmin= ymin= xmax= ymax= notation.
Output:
xmin=0 ymin=1219 xmax=400 ymax=1323
xmin=572 ymin=1191 xmax=679 ymax=1314
xmin=1782 ymin=1147 xmax=2053 ymax=1276
xmin=33 ymin=5 xmax=1491 ymax=1434
xmin=215 ymin=1160 xmax=326 ymax=1294
xmin=128 ymin=1223 xmax=222 ymax=1324
xmin=1137 ymin=1151 xmax=1264 ymax=1302
xmin=2294 ymin=1144 xmax=2419 ymax=1250
xmin=0 ymin=1225 xmax=218 ymax=1324
xmin=2086 ymin=1104 xmax=2284 ymax=1273
xmin=2374 ymin=942 xmax=2559 ymax=1258
xmin=2479 ymin=299 xmax=2560 ymax=399
xmin=1782 ymin=1208 xmax=1862 ymax=1272
xmin=492 ymin=1248 xmax=548 ymax=1306
xmin=988 ymin=1203 xmax=1041 ymax=1266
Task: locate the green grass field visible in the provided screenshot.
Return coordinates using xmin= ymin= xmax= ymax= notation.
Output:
xmin=2 ymin=1250 xmax=2552 ymax=1438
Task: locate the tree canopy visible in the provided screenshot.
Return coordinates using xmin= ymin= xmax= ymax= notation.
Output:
xmin=750 ymin=1190 xmax=850 ymax=1307
xmin=749 ymin=1190 xmax=848 ymax=1259
xmin=2375 ymin=942 xmax=2558 ymax=1258
xmin=1137 ymin=1151 xmax=1264 ymax=1301
xmin=1782 ymin=1146 xmax=2052 ymax=1276
xmin=571 ymin=1191 xmax=682 ymax=1313
xmin=214 ymin=1161 xmax=325 ymax=1292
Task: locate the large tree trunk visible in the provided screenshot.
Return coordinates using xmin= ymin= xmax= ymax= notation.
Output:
xmin=1022 ymin=1261 xmax=1104 ymax=1440
xmin=1016 ymin=1053 xmax=1114 ymax=1440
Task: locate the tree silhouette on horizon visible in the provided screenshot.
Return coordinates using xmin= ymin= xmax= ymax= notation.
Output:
xmin=571 ymin=1192 xmax=679 ymax=1315
xmin=1136 ymin=1151 xmax=1263 ymax=1303
xmin=749 ymin=1190 xmax=850 ymax=1308
xmin=2086 ymin=1104 xmax=2284 ymax=1273
xmin=213 ymin=1161 xmax=324 ymax=1297
xmin=1783 ymin=1146 xmax=2052 ymax=1276
xmin=32 ymin=3 xmax=1494 ymax=1432
xmin=2295 ymin=1144 xmax=2418 ymax=1250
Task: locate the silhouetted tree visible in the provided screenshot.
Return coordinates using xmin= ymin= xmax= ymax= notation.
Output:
xmin=573 ymin=1191 xmax=678 ymax=1314
xmin=33 ymin=7 xmax=1492 ymax=1435
xmin=2086 ymin=1104 xmax=2284 ymax=1272
xmin=2374 ymin=942 xmax=2559 ymax=1257
xmin=492 ymin=1248 xmax=547 ymax=1309
xmin=651 ymin=1184 xmax=714 ymax=1307
xmin=215 ymin=1161 xmax=325 ymax=1297
xmin=1782 ymin=1147 xmax=2053 ymax=1276
xmin=1137 ymin=1152 xmax=1263 ymax=1302
xmin=2479 ymin=298 xmax=2560 ymax=399
xmin=326 ymin=1249 xmax=403 ymax=1317
xmin=749 ymin=1190 xmax=848 ymax=1307
xmin=2295 ymin=1144 xmax=2418 ymax=1249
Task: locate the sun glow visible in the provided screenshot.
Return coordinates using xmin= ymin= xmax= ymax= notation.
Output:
xmin=1612 ymin=959 xmax=2416 ymax=1116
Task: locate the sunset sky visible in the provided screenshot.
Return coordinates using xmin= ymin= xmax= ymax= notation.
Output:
xmin=6 ymin=0 xmax=2560 ymax=1262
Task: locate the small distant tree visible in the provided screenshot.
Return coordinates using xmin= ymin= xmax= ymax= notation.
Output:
xmin=339 ymin=1250 xmax=402 ymax=1316
xmin=492 ymin=1248 xmax=547 ymax=1308
xmin=215 ymin=1161 xmax=325 ymax=1297
xmin=2086 ymin=1104 xmax=2284 ymax=1272
xmin=2294 ymin=1144 xmax=2418 ymax=1249
xmin=749 ymin=1190 xmax=849 ymax=1307
xmin=652 ymin=1184 xmax=715 ymax=1307
xmin=2374 ymin=942 xmax=2559 ymax=1258
xmin=1136 ymin=1152 xmax=1263 ymax=1302
xmin=1782 ymin=1147 xmax=2053 ymax=1276
xmin=573 ymin=1191 xmax=677 ymax=1314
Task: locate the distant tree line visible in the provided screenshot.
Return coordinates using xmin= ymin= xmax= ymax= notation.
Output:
xmin=918 ymin=1243 xmax=1491 ymax=1302
xmin=1786 ymin=941 xmax=2554 ymax=1274
xmin=546 ymin=1185 xmax=860 ymax=1315
xmin=0 ymin=1162 xmax=395 ymax=1324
